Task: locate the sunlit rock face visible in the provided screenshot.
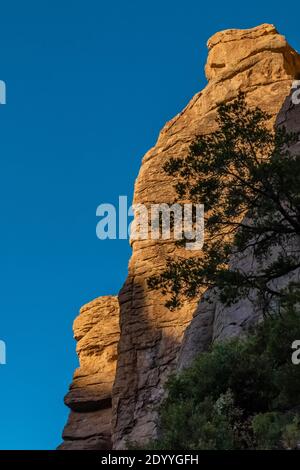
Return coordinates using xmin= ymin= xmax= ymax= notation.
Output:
xmin=58 ymin=296 xmax=119 ymax=450
xmin=60 ymin=24 xmax=300 ymax=450
xmin=112 ymin=24 xmax=300 ymax=449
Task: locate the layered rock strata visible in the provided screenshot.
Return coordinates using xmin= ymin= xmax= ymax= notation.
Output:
xmin=59 ymin=296 xmax=120 ymax=449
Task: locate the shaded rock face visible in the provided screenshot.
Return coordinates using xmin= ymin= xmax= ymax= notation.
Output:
xmin=59 ymin=296 xmax=119 ymax=450
xmin=60 ymin=24 xmax=300 ymax=449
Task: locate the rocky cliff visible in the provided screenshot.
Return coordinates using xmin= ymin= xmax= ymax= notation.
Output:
xmin=59 ymin=296 xmax=119 ymax=449
xmin=60 ymin=24 xmax=300 ymax=449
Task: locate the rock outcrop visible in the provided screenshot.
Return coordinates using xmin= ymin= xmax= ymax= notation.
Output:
xmin=112 ymin=24 xmax=300 ymax=449
xmin=59 ymin=296 xmax=119 ymax=449
xmin=60 ymin=24 xmax=300 ymax=449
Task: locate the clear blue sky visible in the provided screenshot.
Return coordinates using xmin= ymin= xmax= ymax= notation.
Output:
xmin=0 ymin=0 xmax=299 ymax=450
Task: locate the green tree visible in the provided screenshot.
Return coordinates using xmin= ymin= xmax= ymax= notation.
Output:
xmin=148 ymin=94 xmax=300 ymax=312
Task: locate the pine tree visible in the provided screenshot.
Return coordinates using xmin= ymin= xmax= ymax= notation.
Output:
xmin=148 ymin=93 xmax=300 ymax=312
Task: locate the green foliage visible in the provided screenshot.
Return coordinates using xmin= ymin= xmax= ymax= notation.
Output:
xmin=148 ymin=93 xmax=300 ymax=311
xmin=252 ymin=412 xmax=286 ymax=449
xmin=144 ymin=94 xmax=300 ymax=451
xmin=147 ymin=303 xmax=300 ymax=450
xmin=282 ymin=415 xmax=300 ymax=449
xmin=252 ymin=413 xmax=300 ymax=450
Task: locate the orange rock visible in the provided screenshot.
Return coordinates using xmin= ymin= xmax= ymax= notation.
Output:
xmin=58 ymin=296 xmax=119 ymax=449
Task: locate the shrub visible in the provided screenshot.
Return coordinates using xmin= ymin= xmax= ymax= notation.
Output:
xmin=147 ymin=302 xmax=300 ymax=450
xmin=252 ymin=412 xmax=285 ymax=449
xmin=282 ymin=415 xmax=300 ymax=450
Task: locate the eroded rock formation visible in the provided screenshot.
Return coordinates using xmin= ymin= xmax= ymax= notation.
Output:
xmin=59 ymin=296 xmax=119 ymax=449
xmin=60 ymin=24 xmax=300 ymax=449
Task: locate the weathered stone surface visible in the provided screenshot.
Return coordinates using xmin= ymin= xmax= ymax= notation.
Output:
xmin=176 ymin=289 xmax=216 ymax=371
xmin=58 ymin=296 xmax=120 ymax=450
xmin=59 ymin=408 xmax=112 ymax=450
xmin=111 ymin=24 xmax=300 ymax=448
